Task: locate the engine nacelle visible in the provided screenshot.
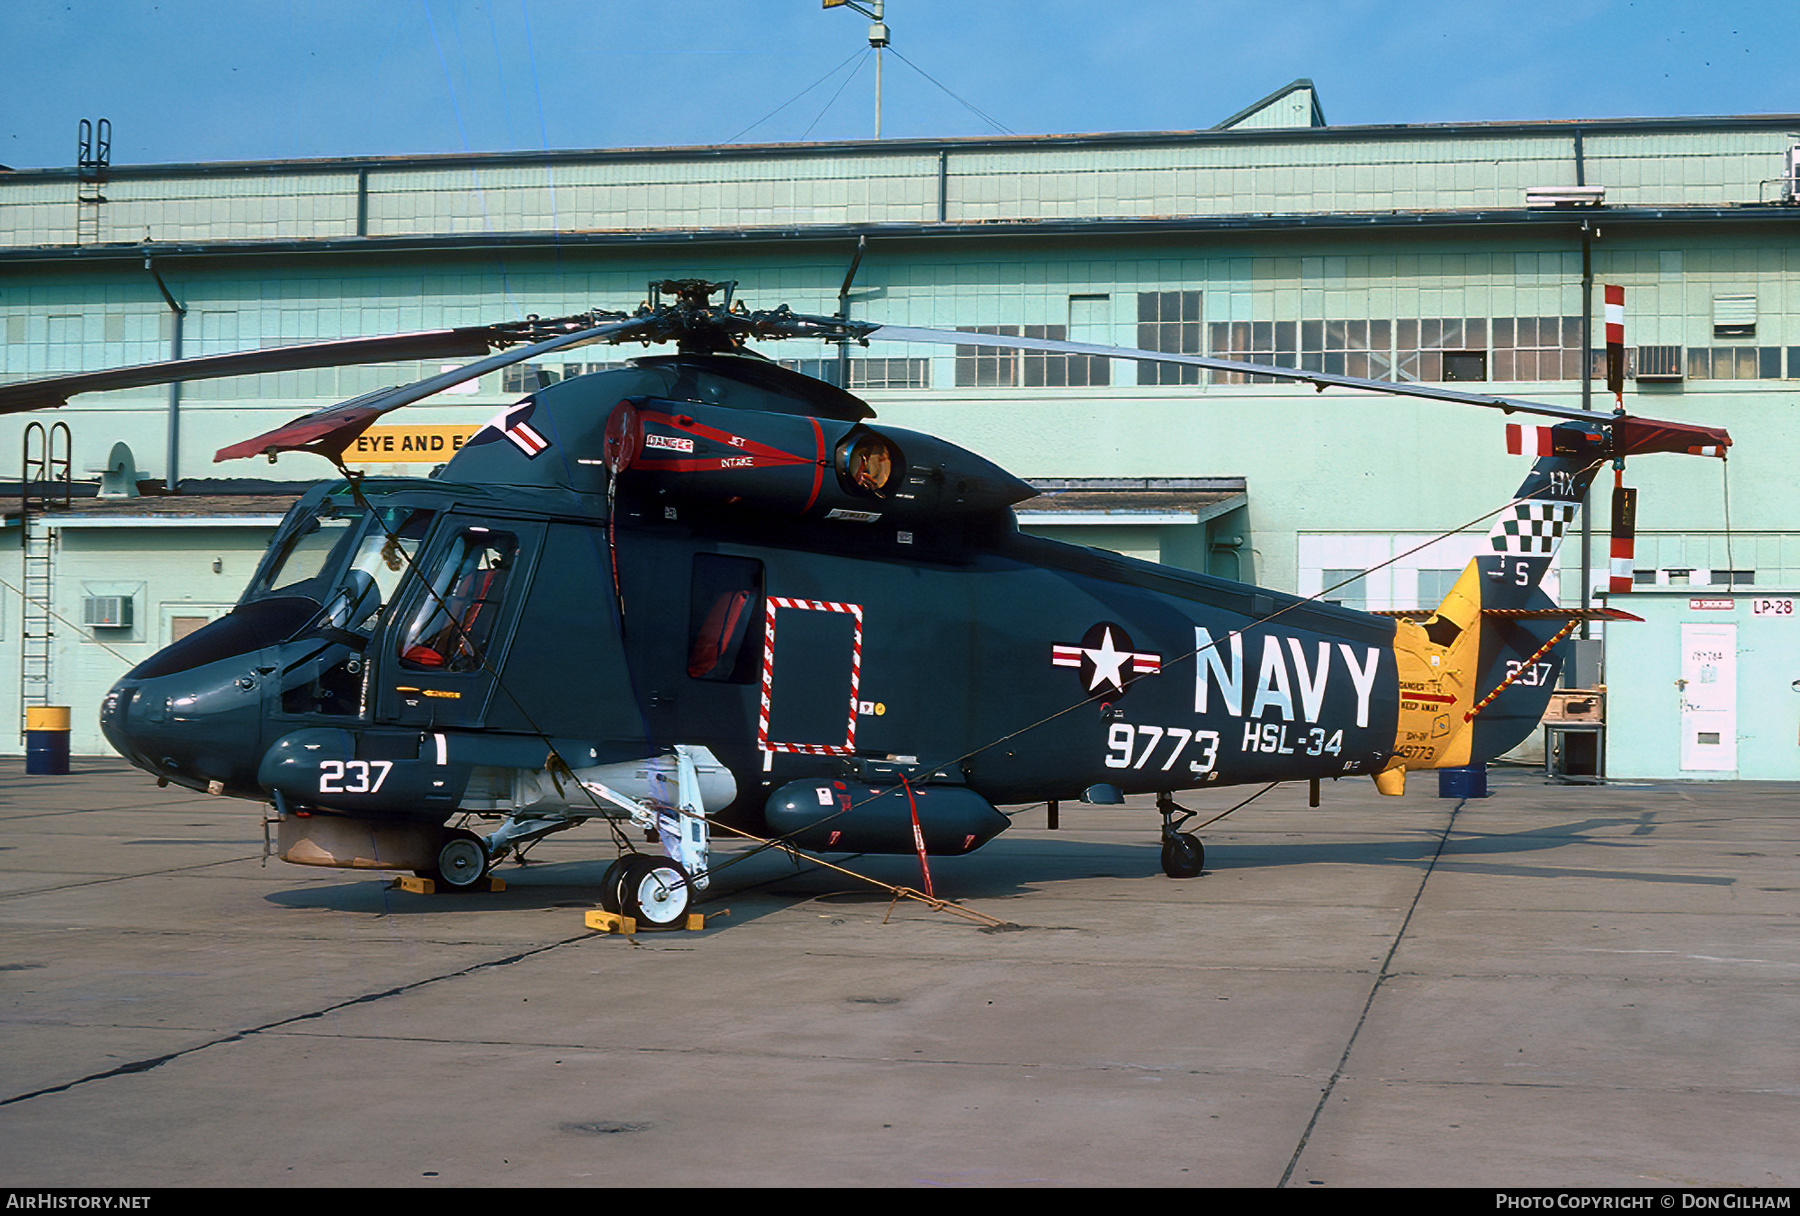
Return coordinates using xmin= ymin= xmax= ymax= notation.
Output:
xmin=605 ymin=398 xmax=1035 ymax=524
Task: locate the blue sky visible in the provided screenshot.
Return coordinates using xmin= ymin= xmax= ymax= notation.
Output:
xmin=2 ymin=0 xmax=1793 ymax=170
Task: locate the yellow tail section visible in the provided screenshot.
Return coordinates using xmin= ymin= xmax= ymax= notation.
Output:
xmin=1381 ymin=563 xmax=1487 ymax=791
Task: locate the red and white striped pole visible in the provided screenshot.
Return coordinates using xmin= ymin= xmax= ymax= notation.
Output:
xmin=1604 ymin=284 xmax=1626 ymax=411
xmin=1603 ymin=285 xmax=1635 ymax=593
xmin=1610 ymin=472 xmax=1637 ymax=594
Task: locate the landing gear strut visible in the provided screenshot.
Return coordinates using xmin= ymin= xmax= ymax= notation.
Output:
xmin=1157 ymin=793 xmax=1205 ymax=879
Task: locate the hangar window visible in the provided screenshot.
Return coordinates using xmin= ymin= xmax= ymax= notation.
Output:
xmin=778 ymin=358 xmax=931 ymax=389
xmin=1415 ymin=568 xmax=1463 ymax=608
xmin=954 ymin=326 xmax=1107 ymax=388
xmin=1208 ymin=321 xmax=1299 ymax=384
xmin=1492 ymin=316 xmax=1582 ymax=381
xmin=1136 ymin=292 xmax=1203 ymax=385
xmin=1300 ymin=319 xmax=1391 ymax=380
xmin=1396 ymin=318 xmax=1486 ymax=382
xmin=1442 ymin=351 xmax=1487 ymax=382
xmin=1687 ymin=347 xmax=1781 ymax=380
xmin=1321 ymin=569 xmax=1370 ymax=610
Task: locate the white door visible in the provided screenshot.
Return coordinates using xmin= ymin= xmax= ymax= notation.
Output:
xmin=1679 ymin=622 xmax=1736 ymax=772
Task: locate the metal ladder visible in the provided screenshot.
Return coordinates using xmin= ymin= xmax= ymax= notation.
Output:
xmin=75 ymin=118 xmax=109 ymax=245
xmin=19 ymin=422 xmax=71 ymax=736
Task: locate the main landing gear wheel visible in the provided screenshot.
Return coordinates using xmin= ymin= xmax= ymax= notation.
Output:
xmin=425 ymin=828 xmax=490 ymax=890
xmin=1160 ymin=833 xmax=1204 ymax=879
xmin=599 ymin=855 xmax=631 ymax=914
xmin=618 ymin=855 xmax=693 ymax=929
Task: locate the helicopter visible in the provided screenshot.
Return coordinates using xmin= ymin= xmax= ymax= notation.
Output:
xmin=0 ymin=279 xmax=1732 ymax=926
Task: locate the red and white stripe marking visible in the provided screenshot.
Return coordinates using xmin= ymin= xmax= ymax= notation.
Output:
xmin=1604 ymin=284 xmax=1625 ymax=347
xmin=1609 ymin=480 xmax=1637 ymax=594
xmin=504 ymin=419 xmax=549 ymax=456
xmin=758 ymin=596 xmax=864 ymax=756
xmin=1505 ymin=423 xmax=1557 ymax=457
xmin=1604 ymin=284 xmax=1626 ymax=402
xmin=1051 ymin=645 xmax=1160 ymax=674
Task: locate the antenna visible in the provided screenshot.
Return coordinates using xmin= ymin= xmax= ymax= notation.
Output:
xmin=823 ymin=0 xmax=889 ymax=139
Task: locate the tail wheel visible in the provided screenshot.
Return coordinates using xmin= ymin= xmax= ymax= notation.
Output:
xmin=619 ymin=856 xmax=692 ymax=929
xmin=1160 ymin=833 xmax=1204 ymax=879
xmin=427 ymin=829 xmax=490 ymax=890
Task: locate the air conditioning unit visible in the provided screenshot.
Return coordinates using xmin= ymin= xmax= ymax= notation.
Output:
xmin=1525 ymin=185 xmax=1605 ymax=208
xmin=82 ymin=595 xmax=133 ymax=628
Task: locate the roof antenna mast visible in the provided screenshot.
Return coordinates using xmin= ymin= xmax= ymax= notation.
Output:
xmin=824 ymin=0 xmax=889 ymax=139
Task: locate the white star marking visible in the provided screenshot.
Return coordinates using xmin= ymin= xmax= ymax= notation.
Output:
xmin=1085 ymin=627 xmax=1131 ymax=693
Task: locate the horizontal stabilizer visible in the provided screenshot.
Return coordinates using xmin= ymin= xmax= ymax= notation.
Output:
xmin=1478 ymin=607 xmax=1644 ymax=623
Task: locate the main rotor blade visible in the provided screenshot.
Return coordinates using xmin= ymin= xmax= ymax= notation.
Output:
xmin=214 ymin=314 xmax=657 ymax=463
xmin=867 ymin=324 xmax=1605 ymax=425
xmin=0 ymin=328 xmax=507 ymax=416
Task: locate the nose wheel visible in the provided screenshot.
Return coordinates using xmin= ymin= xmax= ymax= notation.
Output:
xmin=1156 ymin=793 xmax=1205 ymax=878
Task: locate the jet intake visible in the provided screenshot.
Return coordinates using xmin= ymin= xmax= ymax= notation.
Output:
xmin=605 ymin=398 xmax=1034 ymax=523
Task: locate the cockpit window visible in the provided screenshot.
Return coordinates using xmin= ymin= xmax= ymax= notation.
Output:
xmin=398 ymin=529 xmax=520 ymax=673
xmin=271 ymin=506 xmax=439 ymax=718
xmin=257 ymin=509 xmax=362 ymax=600
xmin=346 ymin=508 xmax=436 ymax=620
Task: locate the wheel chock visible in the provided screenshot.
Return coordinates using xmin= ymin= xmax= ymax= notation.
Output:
xmin=585 ymin=909 xmax=637 ymax=935
xmin=394 ymin=875 xmax=507 ymax=895
xmin=583 ymin=910 xmax=708 ymax=934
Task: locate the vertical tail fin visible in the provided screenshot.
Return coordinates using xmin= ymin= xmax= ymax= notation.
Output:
xmin=1482 ymin=422 xmax=1607 ymax=607
xmin=1373 ymin=412 xmax=1730 ymax=792
xmin=1375 ymin=421 xmax=1621 ymax=791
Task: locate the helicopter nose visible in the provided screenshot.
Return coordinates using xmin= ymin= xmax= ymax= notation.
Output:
xmin=101 ymin=666 xmax=267 ymax=794
xmin=102 ymin=599 xmax=316 ymax=793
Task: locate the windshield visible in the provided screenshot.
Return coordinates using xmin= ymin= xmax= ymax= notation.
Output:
xmin=246 ymin=497 xmax=437 ymax=630
xmin=251 ymin=502 xmax=366 ymax=604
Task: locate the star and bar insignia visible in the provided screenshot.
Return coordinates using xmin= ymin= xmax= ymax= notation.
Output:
xmin=1052 ymin=622 xmax=1160 ymax=698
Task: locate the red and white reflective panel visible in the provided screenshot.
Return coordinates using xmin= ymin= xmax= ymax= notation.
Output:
xmin=757 ymin=597 xmax=864 ymax=756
